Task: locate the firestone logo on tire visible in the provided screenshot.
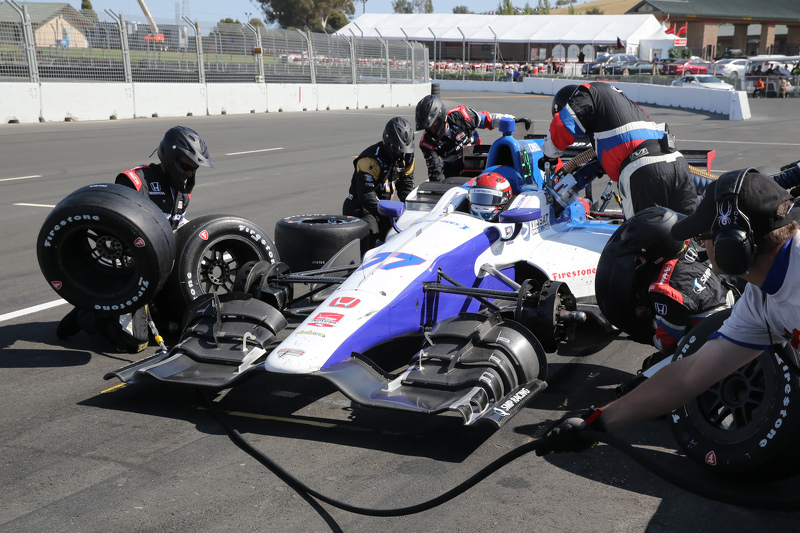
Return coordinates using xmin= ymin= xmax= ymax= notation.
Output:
xmin=705 ymin=451 xmax=717 ymax=466
xmin=199 ymin=230 xmax=209 ymax=240
xmin=51 ymin=281 xmax=62 ymax=290
xmin=134 ymin=237 xmax=146 ymax=247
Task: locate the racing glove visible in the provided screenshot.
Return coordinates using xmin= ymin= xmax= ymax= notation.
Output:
xmin=535 ymin=407 xmax=606 ymax=456
xmin=515 ymin=117 xmax=533 ymax=131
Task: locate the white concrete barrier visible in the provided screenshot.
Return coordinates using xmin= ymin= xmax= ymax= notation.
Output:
xmin=1 ymin=82 xmax=431 ymax=124
xmin=133 ymin=83 xmax=207 ymax=118
xmin=317 ymin=85 xmax=358 ymax=110
xmin=439 ymin=78 xmax=750 ymax=120
xmin=267 ymin=83 xmax=317 ymax=112
xmin=0 ymin=83 xmax=41 ymax=123
xmin=39 ymin=82 xmax=135 ymax=122
xmin=357 ymin=84 xmax=392 ymax=109
xmin=207 ymin=83 xmax=267 ymax=115
xmin=390 ymin=83 xmax=427 ymax=108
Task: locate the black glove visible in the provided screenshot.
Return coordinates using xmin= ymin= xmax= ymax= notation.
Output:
xmin=536 ymin=408 xmax=606 ymax=457
xmin=537 ymin=155 xmax=559 ymax=173
xmin=515 ymin=117 xmax=532 ymax=131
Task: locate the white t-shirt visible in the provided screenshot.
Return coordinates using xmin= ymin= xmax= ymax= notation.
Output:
xmin=717 ymin=235 xmax=800 ymax=350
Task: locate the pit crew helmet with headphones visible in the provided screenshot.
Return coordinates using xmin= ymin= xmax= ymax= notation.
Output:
xmin=672 ymin=167 xmax=800 ymax=276
xmin=710 ymin=168 xmax=756 ymax=276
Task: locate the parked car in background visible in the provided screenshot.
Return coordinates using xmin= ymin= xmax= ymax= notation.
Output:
xmin=625 ymin=60 xmax=658 ymax=75
xmin=581 ymin=53 xmax=638 ymax=75
xmin=670 ymin=74 xmax=734 ymax=91
xmin=713 ymin=58 xmax=748 ymax=79
xmin=664 ymin=58 xmax=713 ymax=75
xmin=657 ymin=57 xmax=680 ymax=74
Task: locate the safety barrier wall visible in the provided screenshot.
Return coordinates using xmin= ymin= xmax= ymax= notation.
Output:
xmin=435 ymin=78 xmax=751 ymax=120
xmin=0 ymin=82 xmax=433 ymax=124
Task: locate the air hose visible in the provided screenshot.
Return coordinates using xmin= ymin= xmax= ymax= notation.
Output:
xmin=202 ymin=392 xmax=800 ymax=516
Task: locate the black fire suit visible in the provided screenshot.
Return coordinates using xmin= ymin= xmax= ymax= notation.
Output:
xmin=342 ymin=142 xmax=415 ymax=248
xmin=648 ymin=244 xmax=732 ymax=355
xmin=116 ymin=163 xmax=190 ymax=230
xmin=419 ymin=105 xmax=512 ymax=182
xmin=542 ymin=82 xmax=697 ymax=218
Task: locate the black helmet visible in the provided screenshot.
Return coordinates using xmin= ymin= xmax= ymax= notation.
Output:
xmin=415 ymin=94 xmax=447 ymax=138
xmin=604 ymin=207 xmax=686 ymax=266
xmin=156 ymin=126 xmax=213 ymax=194
xmin=594 ymin=207 xmax=687 ymax=341
xmin=552 ymin=84 xmax=578 ymax=116
xmin=383 ymin=117 xmax=415 ymax=159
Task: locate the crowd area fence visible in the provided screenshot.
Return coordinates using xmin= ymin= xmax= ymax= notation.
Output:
xmin=0 ymin=4 xmax=428 ymax=85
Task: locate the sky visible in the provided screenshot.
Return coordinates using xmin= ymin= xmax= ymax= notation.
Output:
xmin=72 ymin=0 xmax=596 ymax=25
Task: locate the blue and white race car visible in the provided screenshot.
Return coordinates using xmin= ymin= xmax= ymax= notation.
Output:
xmin=106 ymin=119 xmax=621 ymax=428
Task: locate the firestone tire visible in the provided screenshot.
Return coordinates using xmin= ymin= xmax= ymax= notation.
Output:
xmin=158 ymin=214 xmax=279 ymax=320
xmin=667 ymin=309 xmax=800 ymax=481
xmin=36 ymin=183 xmax=175 ymax=316
xmin=274 ymin=214 xmax=368 ymax=272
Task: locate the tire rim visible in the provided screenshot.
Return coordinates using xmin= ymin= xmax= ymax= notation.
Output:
xmin=195 ymin=236 xmax=268 ymax=295
xmin=59 ymin=227 xmax=138 ymax=299
xmin=687 ymin=354 xmax=772 ymax=441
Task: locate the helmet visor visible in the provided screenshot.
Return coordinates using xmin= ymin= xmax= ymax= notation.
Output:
xmin=469 ymin=188 xmax=506 ymax=206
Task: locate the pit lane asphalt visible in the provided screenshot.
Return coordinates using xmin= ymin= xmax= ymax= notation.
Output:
xmin=1 ymin=92 xmax=798 ymax=533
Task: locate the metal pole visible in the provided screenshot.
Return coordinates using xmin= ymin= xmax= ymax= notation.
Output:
xmin=245 ymin=22 xmax=264 ymax=82
xmin=183 ymin=16 xmax=203 ymax=83
xmin=9 ymin=0 xmax=40 ymax=82
xmin=457 ymin=27 xmax=466 ymax=81
xmin=375 ymin=28 xmax=389 ymax=84
xmin=489 ymin=26 xmax=497 ymax=82
xmin=428 ymin=27 xmax=437 ymax=81
xmin=106 ymin=9 xmax=132 ymax=83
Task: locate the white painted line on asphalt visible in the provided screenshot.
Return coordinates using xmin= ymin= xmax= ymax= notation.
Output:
xmin=0 ymin=299 xmax=68 ymax=323
xmin=225 ymin=147 xmax=284 ymax=156
xmin=0 ymin=174 xmax=42 ymax=182
xmin=14 ymin=203 xmax=55 ymax=208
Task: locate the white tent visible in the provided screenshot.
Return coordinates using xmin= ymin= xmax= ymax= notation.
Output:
xmin=337 ymin=13 xmax=665 ymax=50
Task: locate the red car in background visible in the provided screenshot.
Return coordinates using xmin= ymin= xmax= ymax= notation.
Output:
xmin=663 ymin=58 xmax=713 ymax=75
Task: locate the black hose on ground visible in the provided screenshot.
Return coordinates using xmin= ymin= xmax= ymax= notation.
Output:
xmin=202 ymin=391 xmax=800 ymax=516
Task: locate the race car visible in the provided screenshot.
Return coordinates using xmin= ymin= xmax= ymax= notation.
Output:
xmin=96 ymin=118 xmax=621 ymax=428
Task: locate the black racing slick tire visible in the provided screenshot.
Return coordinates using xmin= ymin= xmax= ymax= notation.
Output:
xmin=274 ymin=214 xmax=368 ymax=272
xmin=36 ymin=183 xmax=175 ymax=315
xmin=667 ymin=309 xmax=800 ymax=481
xmin=160 ymin=215 xmax=279 ymax=317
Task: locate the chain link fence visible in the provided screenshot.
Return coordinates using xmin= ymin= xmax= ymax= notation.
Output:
xmin=0 ymin=2 xmax=427 ymax=85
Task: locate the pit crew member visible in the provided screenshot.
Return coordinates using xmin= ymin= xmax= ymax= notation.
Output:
xmin=343 ymin=117 xmax=415 ymax=248
xmin=539 ymin=82 xmax=697 ymax=219
xmin=596 ymin=206 xmax=733 ymax=372
xmin=56 ymin=126 xmax=214 ymax=353
xmin=537 ymin=169 xmax=800 ymax=453
xmin=415 ymin=94 xmax=515 ymax=182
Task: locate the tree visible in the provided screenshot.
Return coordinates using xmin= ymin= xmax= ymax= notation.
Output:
xmin=394 ymin=0 xmax=433 ymax=13
xmin=80 ymin=0 xmax=98 ymax=22
xmin=257 ymin=0 xmax=354 ymax=29
xmin=452 ymin=5 xmax=473 ymax=13
xmin=417 ymin=0 xmax=434 ymax=13
xmin=585 ymin=7 xmax=603 ymax=14
xmin=393 ymin=0 xmax=414 ymax=13
xmin=523 ymin=2 xmax=535 ymax=14
xmin=535 ymin=0 xmax=551 ymax=14
xmin=496 ymin=0 xmax=515 ymax=15
xmin=555 ymin=0 xmax=575 ymax=6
